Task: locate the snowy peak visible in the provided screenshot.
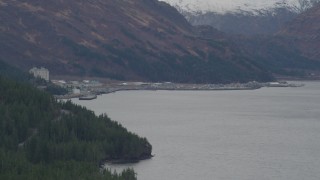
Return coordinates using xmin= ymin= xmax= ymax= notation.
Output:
xmin=161 ymin=0 xmax=319 ymax=15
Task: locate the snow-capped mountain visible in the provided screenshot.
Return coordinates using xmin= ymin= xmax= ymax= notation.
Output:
xmin=162 ymin=0 xmax=318 ymax=15
xmin=162 ymin=0 xmax=319 ymax=35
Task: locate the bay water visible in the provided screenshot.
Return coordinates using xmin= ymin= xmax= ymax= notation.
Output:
xmin=73 ymin=81 xmax=320 ymax=180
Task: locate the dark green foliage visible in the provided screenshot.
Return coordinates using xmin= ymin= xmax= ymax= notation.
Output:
xmin=0 ymin=76 xmax=151 ymax=179
xmin=0 ymin=60 xmax=31 ymax=82
xmin=0 ymin=60 xmax=68 ymax=95
xmin=0 ymin=150 xmax=136 ymax=180
xmin=46 ymin=84 xmax=69 ymax=95
xmin=30 ymin=77 xmax=68 ymax=95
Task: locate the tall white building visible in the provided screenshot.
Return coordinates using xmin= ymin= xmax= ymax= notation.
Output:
xmin=29 ymin=67 xmax=50 ymax=81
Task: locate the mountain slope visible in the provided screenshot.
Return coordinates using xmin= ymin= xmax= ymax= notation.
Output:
xmin=278 ymin=3 xmax=320 ymax=60
xmin=184 ymin=8 xmax=297 ymax=35
xmin=233 ymin=35 xmax=320 ymax=78
xmin=0 ymin=61 xmax=151 ymax=179
xmin=166 ymin=0 xmax=320 ymax=35
xmin=229 ymin=4 xmax=320 ymax=78
xmin=0 ymin=0 xmax=273 ymax=83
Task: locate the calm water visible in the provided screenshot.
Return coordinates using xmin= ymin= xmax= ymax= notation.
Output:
xmin=73 ymin=82 xmax=320 ymax=180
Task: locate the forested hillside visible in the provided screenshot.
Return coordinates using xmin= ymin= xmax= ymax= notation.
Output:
xmin=0 ymin=73 xmax=152 ymax=179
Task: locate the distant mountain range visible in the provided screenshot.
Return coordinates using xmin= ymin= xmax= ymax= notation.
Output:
xmin=165 ymin=0 xmax=320 ymax=35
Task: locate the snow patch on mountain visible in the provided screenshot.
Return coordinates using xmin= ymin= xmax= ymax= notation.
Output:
xmin=161 ymin=0 xmax=317 ymax=14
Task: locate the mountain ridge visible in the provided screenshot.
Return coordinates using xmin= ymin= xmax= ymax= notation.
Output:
xmin=166 ymin=0 xmax=320 ymax=35
xmin=0 ymin=0 xmax=273 ymax=83
xmin=163 ymin=0 xmax=319 ymax=15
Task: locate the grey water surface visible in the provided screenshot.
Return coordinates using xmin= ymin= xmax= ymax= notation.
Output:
xmin=73 ymin=81 xmax=320 ymax=180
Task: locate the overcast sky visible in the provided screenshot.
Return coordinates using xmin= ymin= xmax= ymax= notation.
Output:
xmin=161 ymin=0 xmax=299 ymax=13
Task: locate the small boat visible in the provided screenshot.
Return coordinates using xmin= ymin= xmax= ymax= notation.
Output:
xmin=79 ymin=94 xmax=97 ymax=100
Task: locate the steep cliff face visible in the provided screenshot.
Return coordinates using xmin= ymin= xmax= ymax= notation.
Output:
xmin=278 ymin=4 xmax=320 ymax=60
xmin=0 ymin=0 xmax=273 ymax=83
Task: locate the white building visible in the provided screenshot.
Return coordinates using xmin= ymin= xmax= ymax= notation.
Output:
xmin=29 ymin=67 xmax=50 ymax=81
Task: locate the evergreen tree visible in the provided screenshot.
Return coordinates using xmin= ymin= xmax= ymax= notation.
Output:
xmin=0 ymin=75 xmax=152 ymax=179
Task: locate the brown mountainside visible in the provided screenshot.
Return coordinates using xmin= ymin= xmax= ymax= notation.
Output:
xmin=228 ymin=4 xmax=320 ymax=79
xmin=0 ymin=0 xmax=272 ymax=83
xmin=278 ymin=3 xmax=320 ymax=60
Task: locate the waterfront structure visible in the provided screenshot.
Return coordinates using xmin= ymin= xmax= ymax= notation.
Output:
xmin=29 ymin=67 xmax=49 ymax=81
xmin=79 ymin=94 xmax=97 ymax=100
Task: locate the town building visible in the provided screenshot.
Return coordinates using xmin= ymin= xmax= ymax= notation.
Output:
xmin=29 ymin=67 xmax=50 ymax=81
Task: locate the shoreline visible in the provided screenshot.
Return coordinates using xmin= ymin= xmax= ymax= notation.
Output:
xmin=99 ymin=155 xmax=154 ymax=167
xmin=54 ymin=81 xmax=304 ymax=100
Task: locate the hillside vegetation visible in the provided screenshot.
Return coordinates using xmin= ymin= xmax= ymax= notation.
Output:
xmin=0 ymin=0 xmax=273 ymax=83
xmin=0 ymin=64 xmax=152 ymax=179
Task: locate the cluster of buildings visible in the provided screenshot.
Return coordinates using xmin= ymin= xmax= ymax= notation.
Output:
xmin=51 ymin=79 xmax=102 ymax=95
xmin=29 ymin=67 xmax=104 ymax=99
xmin=28 ymin=67 xmax=302 ymax=100
xmin=29 ymin=67 xmax=50 ymax=81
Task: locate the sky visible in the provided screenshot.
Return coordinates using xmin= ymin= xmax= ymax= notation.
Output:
xmin=161 ymin=0 xmax=300 ymax=13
